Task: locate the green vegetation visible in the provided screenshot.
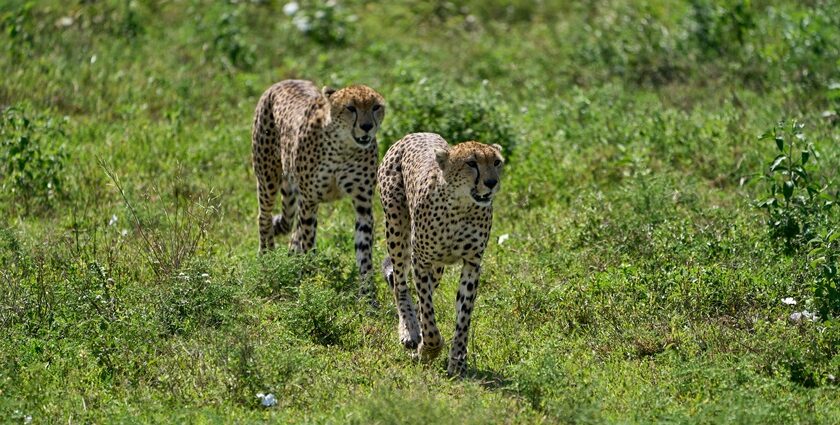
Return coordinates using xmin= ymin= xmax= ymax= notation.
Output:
xmin=2 ymin=0 xmax=839 ymax=422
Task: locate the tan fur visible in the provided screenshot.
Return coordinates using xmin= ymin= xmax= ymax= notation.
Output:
xmin=378 ymin=132 xmax=504 ymax=376
xmin=252 ymin=79 xmax=385 ymax=301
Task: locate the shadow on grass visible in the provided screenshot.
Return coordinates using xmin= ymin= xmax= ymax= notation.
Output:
xmin=464 ymin=367 xmax=512 ymax=391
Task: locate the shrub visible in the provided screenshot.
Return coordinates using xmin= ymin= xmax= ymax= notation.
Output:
xmin=381 ymin=77 xmax=519 ymax=157
xmin=688 ymin=0 xmax=756 ymax=58
xmin=102 ymin=162 xmax=220 ymax=280
xmin=809 ymin=229 xmax=840 ymax=320
xmin=203 ymin=9 xmax=256 ymax=71
xmin=282 ymin=0 xmax=356 ymax=46
xmin=285 ymin=277 xmax=356 ymax=347
xmin=0 ymin=106 xmax=69 ymax=213
xmin=755 ymin=120 xmax=835 ymax=250
xmin=158 ymin=261 xmax=238 ymax=335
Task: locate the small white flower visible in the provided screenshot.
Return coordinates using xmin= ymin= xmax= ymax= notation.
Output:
xmin=56 ymin=16 xmax=74 ymax=27
xmin=283 ymin=2 xmax=299 ymax=16
xmin=121 ymin=229 xmax=128 ymax=237
xmin=24 ymin=415 xmax=32 ymax=424
xmin=90 ymin=55 xmax=97 ymax=64
xmin=790 ymin=310 xmax=819 ymax=323
xmin=497 ymin=234 xmax=510 ymax=245
xmin=293 ymin=16 xmax=311 ymax=32
xmin=109 ymin=214 xmax=118 ymax=226
xmin=782 ymin=297 xmax=797 ymax=305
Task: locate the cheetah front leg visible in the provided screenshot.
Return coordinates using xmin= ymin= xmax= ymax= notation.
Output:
xmin=447 ymin=259 xmax=481 ymax=377
xmin=290 ymin=200 xmax=318 ymax=253
xmin=382 ymin=201 xmax=420 ymax=348
xmin=414 ymin=259 xmax=445 ymax=362
xmin=353 ymin=192 xmax=376 ymax=306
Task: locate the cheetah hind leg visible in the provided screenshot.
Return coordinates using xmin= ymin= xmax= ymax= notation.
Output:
xmin=383 ymin=257 xmax=420 ymax=350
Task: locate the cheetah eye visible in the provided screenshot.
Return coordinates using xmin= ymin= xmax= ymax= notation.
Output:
xmin=494 ymin=159 xmax=502 ymax=167
xmin=346 ymin=105 xmax=357 ymax=113
xmin=466 ymin=160 xmax=478 ymax=168
xmin=372 ymin=105 xmax=382 ymax=112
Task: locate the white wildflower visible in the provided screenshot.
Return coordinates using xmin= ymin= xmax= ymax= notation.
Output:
xmin=782 ymin=297 xmax=796 ymax=306
xmin=109 ymin=214 xmax=118 ymax=226
xmin=282 ymin=2 xmax=299 ymax=16
xmin=293 ymin=16 xmax=311 ymax=32
xmin=56 ymin=16 xmax=74 ymax=28
xmin=497 ymin=234 xmax=510 ymax=245
xmin=789 ymin=310 xmax=819 ymax=323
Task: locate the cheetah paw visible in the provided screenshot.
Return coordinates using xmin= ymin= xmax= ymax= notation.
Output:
xmin=398 ymin=320 xmax=420 ymax=349
xmin=417 ymin=341 xmax=443 ymax=362
xmin=447 ymin=356 xmax=467 ymax=377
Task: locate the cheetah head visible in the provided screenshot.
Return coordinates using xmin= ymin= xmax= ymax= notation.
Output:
xmin=322 ymin=85 xmax=385 ymax=148
xmin=436 ymin=141 xmax=505 ymax=207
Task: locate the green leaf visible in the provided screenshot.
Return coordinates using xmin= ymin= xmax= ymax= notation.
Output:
xmin=756 ymin=198 xmax=776 ymax=207
xmin=810 ymin=256 xmax=826 ymax=268
xmin=769 ymin=155 xmax=787 ymax=171
xmin=758 ymin=129 xmax=772 ymax=140
xmin=801 ymin=150 xmax=809 ymax=164
xmin=775 ymin=136 xmax=784 ymax=152
xmin=783 ymin=180 xmax=794 ymax=200
xmin=792 ymin=166 xmax=808 ymax=180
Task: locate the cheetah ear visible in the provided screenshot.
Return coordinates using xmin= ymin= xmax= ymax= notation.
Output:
xmin=322 ymin=86 xmax=336 ymax=98
xmin=435 ymin=148 xmax=450 ymax=171
xmin=491 ymin=144 xmax=503 ymax=153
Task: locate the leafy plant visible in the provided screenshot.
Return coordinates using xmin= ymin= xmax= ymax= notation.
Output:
xmin=158 ymin=260 xmax=237 ymax=335
xmin=689 ymin=0 xmax=756 ymax=57
xmin=284 ymin=0 xmax=356 ymax=46
xmin=0 ymin=106 xmax=69 ymax=212
xmin=809 ymin=229 xmax=840 ymax=319
xmin=203 ymin=9 xmax=256 ymax=71
xmin=755 ymin=120 xmax=834 ymax=249
xmin=101 ymin=160 xmax=220 ymax=280
xmin=381 ymin=77 xmax=519 ymax=157
xmin=285 ymin=277 xmax=356 ymax=347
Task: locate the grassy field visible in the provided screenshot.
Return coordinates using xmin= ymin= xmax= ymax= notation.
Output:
xmin=2 ymin=0 xmax=840 ymax=423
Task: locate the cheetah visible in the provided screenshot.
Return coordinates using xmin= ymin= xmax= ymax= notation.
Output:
xmin=252 ymin=79 xmax=385 ymax=300
xmin=378 ymin=132 xmax=504 ymax=376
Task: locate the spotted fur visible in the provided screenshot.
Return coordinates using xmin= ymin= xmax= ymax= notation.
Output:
xmin=252 ymin=79 xmax=385 ymax=301
xmin=378 ymin=132 xmax=504 ymax=376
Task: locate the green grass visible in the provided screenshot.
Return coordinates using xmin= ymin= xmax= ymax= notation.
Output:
xmin=2 ymin=0 xmax=840 ymax=423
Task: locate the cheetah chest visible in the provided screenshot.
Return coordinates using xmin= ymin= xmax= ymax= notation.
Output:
xmin=413 ymin=209 xmax=490 ymax=264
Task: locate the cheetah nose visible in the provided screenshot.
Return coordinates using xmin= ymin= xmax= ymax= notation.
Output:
xmin=484 ymin=178 xmax=498 ymax=189
xmin=360 ymin=122 xmax=373 ymax=132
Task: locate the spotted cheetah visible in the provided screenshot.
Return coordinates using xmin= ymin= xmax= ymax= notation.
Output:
xmin=378 ymin=132 xmax=504 ymax=376
xmin=252 ymin=79 xmax=385 ymax=300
